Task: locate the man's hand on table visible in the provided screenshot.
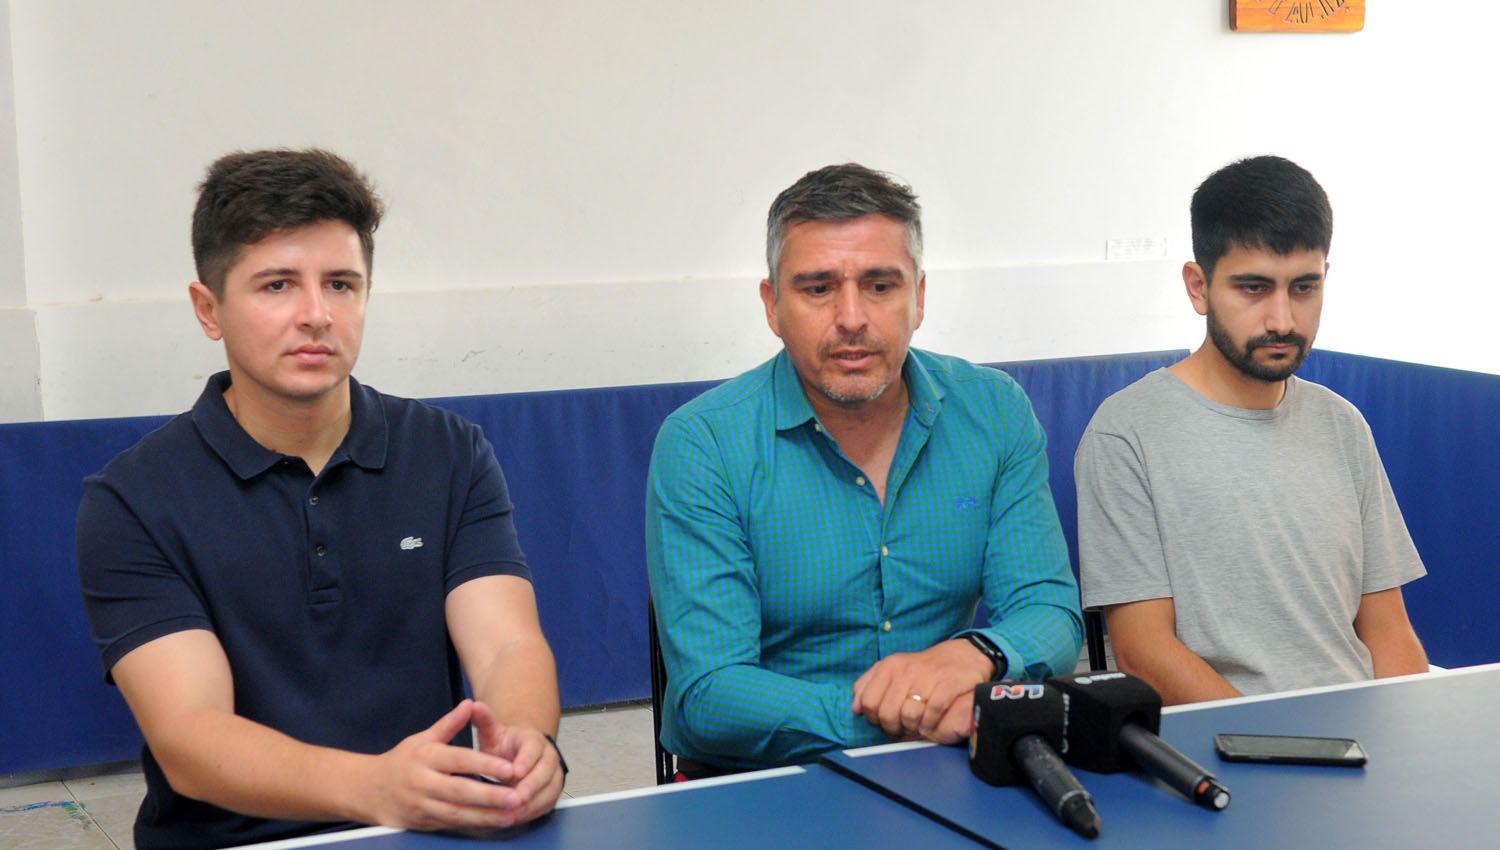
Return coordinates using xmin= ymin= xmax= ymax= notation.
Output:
xmin=852 ymin=638 xmax=996 ymax=743
xmin=470 ymin=700 xmax=566 ymax=827
xmin=361 ymin=699 xmax=562 ymax=832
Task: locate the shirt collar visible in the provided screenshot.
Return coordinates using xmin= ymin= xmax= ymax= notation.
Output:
xmin=773 ymin=350 xmax=818 ymax=431
xmin=904 ymin=349 xmax=945 ymax=428
xmin=771 ymin=347 xmax=946 ymax=432
xmin=191 ymin=372 xmax=388 ymax=480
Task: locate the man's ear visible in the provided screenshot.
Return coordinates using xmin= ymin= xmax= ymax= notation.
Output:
xmin=760 ymin=278 xmax=782 ymax=339
xmin=913 ymin=271 xmax=926 ymax=331
xmin=189 ymin=281 xmax=225 ymax=341
xmin=1182 ymin=262 xmax=1210 ymax=318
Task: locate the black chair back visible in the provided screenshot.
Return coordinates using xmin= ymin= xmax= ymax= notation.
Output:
xmin=648 ymin=598 xmax=675 ymax=784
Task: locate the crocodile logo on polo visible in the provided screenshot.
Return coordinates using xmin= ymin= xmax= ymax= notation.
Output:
xmin=400 ymin=536 xmax=424 ymax=551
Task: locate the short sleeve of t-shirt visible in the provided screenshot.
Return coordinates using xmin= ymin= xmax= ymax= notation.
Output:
xmin=443 ymin=426 xmax=531 ymax=592
xmin=1075 ymin=426 xmax=1172 ymax=610
xmin=1350 ymin=414 xmax=1426 ymax=594
xmin=76 ymin=478 xmax=213 ymax=679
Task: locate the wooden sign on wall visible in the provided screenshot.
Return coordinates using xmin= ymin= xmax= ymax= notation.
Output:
xmin=1231 ymin=0 xmax=1365 ymax=32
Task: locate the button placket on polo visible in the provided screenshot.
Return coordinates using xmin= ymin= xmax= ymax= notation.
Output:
xmin=304 ymin=475 xmax=341 ymax=604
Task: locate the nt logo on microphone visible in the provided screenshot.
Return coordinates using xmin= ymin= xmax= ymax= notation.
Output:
xmin=991 ymin=683 xmax=1046 ymax=700
xmin=400 ymin=536 xmax=424 ymax=551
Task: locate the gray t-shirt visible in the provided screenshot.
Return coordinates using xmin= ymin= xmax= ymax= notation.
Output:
xmin=1075 ymin=368 xmax=1425 ymax=696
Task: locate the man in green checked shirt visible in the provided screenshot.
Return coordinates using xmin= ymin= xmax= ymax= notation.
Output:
xmin=646 ymin=163 xmax=1084 ymax=774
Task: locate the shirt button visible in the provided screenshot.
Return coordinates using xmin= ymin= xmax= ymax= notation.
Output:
xmin=881 ymin=545 xmax=890 ymax=557
xmin=315 ymin=544 xmax=327 ymax=556
xmin=814 ymin=422 xmax=823 ymax=433
xmin=881 ymin=620 xmax=892 ymax=632
xmin=855 ymin=476 xmax=866 ymax=487
xmin=308 ymin=496 xmax=319 ymax=506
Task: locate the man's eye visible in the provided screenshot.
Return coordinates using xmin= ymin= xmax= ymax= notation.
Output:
xmin=806 ymin=285 xmax=831 ymax=295
xmin=871 ymin=282 xmax=893 ymax=294
xmin=329 ymin=280 xmax=351 ymax=292
xmin=266 ymin=280 xmax=289 ymax=292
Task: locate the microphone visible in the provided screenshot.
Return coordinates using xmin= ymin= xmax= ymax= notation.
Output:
xmin=970 ymin=681 xmax=1102 ymax=839
xmin=1047 ymin=671 xmax=1230 ymax=811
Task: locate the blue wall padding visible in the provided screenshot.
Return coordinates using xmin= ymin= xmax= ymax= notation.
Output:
xmin=1 ymin=416 xmax=169 ymax=774
xmin=1299 ymin=351 xmax=1500 ymax=670
xmin=425 ymin=380 xmax=718 ymax=709
xmin=2 ymin=349 xmax=1494 ymax=776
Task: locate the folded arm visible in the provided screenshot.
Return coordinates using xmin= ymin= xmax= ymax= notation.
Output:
xmin=446 ymin=574 xmax=564 ymax=824
xmin=111 ymin=630 xmax=527 ymax=831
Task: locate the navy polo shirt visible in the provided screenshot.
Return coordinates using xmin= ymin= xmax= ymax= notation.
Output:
xmin=76 ymin=372 xmax=530 ymax=850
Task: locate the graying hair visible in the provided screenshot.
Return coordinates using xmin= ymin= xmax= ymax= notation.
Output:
xmin=765 ymin=163 xmax=923 ymax=291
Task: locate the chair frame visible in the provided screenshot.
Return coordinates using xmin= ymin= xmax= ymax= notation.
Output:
xmin=648 ymin=598 xmax=675 ymax=785
xmin=1084 ymin=609 xmax=1108 ymax=672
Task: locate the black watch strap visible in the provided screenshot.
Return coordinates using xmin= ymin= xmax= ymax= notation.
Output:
xmin=545 ymin=733 xmax=570 ymax=775
xmin=964 ymin=632 xmax=1009 ymax=681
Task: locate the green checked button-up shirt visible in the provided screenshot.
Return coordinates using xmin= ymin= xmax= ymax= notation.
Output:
xmin=646 ymin=348 xmax=1083 ymax=770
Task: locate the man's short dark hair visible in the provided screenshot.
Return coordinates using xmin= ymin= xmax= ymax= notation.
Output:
xmin=192 ymin=149 xmax=384 ymax=297
xmin=766 ymin=163 xmax=922 ymax=290
xmin=1191 ymin=155 xmax=1332 ymax=282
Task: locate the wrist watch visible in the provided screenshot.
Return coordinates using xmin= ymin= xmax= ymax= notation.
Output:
xmin=964 ymin=632 xmax=1009 ymax=681
xmin=545 ymin=733 xmax=570 ymax=775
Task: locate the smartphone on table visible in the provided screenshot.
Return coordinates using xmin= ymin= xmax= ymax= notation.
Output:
xmin=1213 ymin=733 xmax=1367 ymax=767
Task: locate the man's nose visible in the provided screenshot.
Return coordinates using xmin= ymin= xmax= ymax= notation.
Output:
xmin=834 ymin=283 xmax=868 ymax=334
xmin=1265 ymin=289 xmax=1295 ymax=335
xmin=297 ymin=285 xmax=333 ymax=330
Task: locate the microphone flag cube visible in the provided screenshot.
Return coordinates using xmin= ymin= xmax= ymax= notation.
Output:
xmin=1047 ymin=671 xmax=1163 ymax=772
xmin=968 ymin=681 xmax=1065 ymax=786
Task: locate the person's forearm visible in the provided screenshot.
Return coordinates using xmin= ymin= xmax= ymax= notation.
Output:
xmin=1114 ymin=639 xmax=1241 ymax=705
xmin=1365 ymin=628 xmax=1429 ymax=678
xmin=469 ymin=635 xmax=561 ymax=736
xmin=677 ymin=664 xmax=878 ymax=765
xmin=984 ymin=602 xmax=1084 ymax=679
xmin=152 ymin=707 xmax=375 ymax=824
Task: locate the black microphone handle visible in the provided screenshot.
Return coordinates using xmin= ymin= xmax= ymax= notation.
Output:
xmin=1012 ymin=734 xmax=1101 ymax=839
xmin=1118 ymin=723 xmax=1230 ymax=811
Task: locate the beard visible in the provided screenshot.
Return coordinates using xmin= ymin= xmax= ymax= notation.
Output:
xmin=815 ymin=373 xmax=895 ymax=405
xmin=1206 ymin=306 xmax=1309 ymax=383
xmin=811 ymin=336 xmax=897 ymax=405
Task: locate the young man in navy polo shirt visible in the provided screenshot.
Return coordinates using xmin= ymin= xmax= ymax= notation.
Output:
xmin=76 ymin=149 xmax=565 ymax=849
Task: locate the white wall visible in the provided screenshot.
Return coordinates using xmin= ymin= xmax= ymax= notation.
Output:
xmin=0 ymin=1 xmax=39 ymax=420
xmin=2 ymin=1 xmax=1495 ymax=421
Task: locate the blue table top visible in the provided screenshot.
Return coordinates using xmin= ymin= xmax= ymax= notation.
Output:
xmin=256 ymin=764 xmax=985 ymax=849
xmin=823 ymin=666 xmax=1500 ymax=848
xmin=249 ymin=666 xmax=1500 ymax=849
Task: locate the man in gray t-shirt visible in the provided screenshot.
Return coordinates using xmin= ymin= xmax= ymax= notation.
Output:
xmin=1076 ymin=156 xmax=1428 ymax=703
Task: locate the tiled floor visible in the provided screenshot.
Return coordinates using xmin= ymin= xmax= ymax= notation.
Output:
xmin=2 ymin=645 xmax=1110 ymax=849
xmin=0 ymin=778 xmax=131 ymax=850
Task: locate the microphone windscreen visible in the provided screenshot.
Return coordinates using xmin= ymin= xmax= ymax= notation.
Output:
xmin=1048 ymin=671 xmax=1163 ymax=772
xmin=969 ymin=681 xmax=1065 ymax=786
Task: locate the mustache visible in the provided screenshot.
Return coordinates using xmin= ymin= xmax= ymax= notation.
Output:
xmin=1247 ymin=332 xmax=1307 ymax=350
xmin=821 ymin=335 xmax=883 ymax=355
